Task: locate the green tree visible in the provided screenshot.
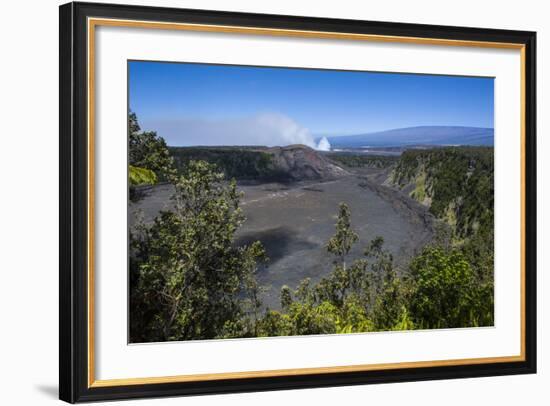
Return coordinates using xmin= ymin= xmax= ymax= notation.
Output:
xmin=129 ymin=111 xmax=176 ymax=182
xmin=129 ymin=165 xmax=157 ymax=186
xmin=130 ymin=160 xmax=266 ymax=342
xmin=287 ymin=301 xmax=338 ymax=335
xmin=280 ymin=285 xmax=293 ymax=311
xmin=460 ymin=233 xmax=494 ymax=326
xmin=316 ymin=205 xmax=369 ymax=309
xmin=257 ymin=310 xmax=294 ymax=337
xmin=408 ymin=246 xmax=479 ymax=329
xmin=326 ymin=203 xmax=358 ymax=268
xmin=371 ymin=266 xmax=412 ymax=331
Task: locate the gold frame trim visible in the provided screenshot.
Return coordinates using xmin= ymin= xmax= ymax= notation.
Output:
xmin=87 ymin=17 xmax=527 ymax=388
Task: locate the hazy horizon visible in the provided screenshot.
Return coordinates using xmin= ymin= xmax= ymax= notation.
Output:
xmin=162 ymin=125 xmax=495 ymax=150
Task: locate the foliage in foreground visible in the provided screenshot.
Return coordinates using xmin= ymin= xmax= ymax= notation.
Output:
xmin=130 ymin=161 xmax=266 ymax=342
xmin=129 ymin=165 xmax=157 ymax=186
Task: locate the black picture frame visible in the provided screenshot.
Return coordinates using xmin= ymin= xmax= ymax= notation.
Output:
xmin=59 ymin=1 xmax=537 ymax=403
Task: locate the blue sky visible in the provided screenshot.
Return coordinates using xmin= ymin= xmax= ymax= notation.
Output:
xmin=129 ymin=60 xmax=494 ymax=147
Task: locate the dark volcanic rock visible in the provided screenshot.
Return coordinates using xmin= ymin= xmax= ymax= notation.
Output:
xmin=265 ymin=144 xmax=348 ymax=181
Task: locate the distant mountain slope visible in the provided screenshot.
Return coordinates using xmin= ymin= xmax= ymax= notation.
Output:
xmin=327 ymin=126 xmax=494 ymax=148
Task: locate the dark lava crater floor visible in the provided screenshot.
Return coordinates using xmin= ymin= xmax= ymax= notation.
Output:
xmin=130 ymin=173 xmax=435 ymax=310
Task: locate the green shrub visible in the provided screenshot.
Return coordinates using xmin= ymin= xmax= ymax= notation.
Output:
xmin=129 ymin=165 xmax=157 ymax=186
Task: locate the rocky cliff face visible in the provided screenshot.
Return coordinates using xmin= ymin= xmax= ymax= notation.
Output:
xmin=265 ymin=144 xmax=349 ymax=181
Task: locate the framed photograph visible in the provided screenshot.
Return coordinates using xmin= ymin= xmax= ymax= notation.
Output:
xmin=59 ymin=2 xmax=536 ymax=403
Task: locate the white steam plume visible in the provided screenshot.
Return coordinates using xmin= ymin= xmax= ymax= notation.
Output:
xmin=316 ymin=136 xmax=331 ymax=151
xmin=145 ymin=112 xmax=328 ymax=150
